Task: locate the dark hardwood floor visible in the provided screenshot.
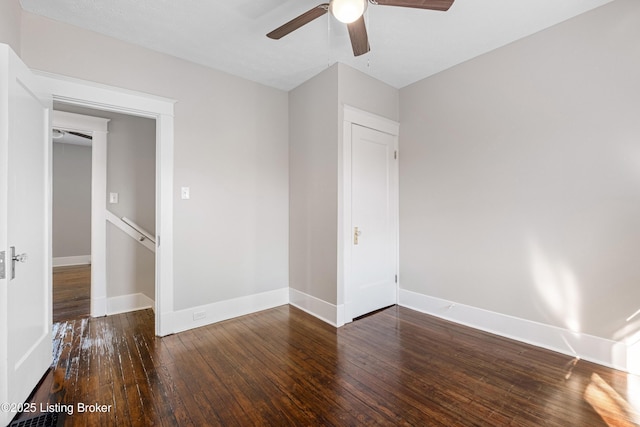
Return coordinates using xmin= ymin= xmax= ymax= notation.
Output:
xmin=17 ymin=304 xmax=640 ymax=426
xmin=53 ymin=265 xmax=91 ymax=323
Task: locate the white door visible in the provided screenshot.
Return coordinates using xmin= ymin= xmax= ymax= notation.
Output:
xmin=349 ymin=123 xmax=397 ymax=319
xmin=0 ymin=44 xmax=52 ymax=426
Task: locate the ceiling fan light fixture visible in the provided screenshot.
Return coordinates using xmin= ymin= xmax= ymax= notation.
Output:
xmin=330 ymin=0 xmax=368 ymax=24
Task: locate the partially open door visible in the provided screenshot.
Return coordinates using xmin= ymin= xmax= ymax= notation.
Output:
xmin=0 ymin=44 xmax=52 ymax=426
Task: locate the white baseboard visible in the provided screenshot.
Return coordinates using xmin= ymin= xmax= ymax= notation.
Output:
xmin=53 ymin=255 xmax=91 ymax=267
xmin=399 ymin=289 xmax=636 ymax=375
xmin=91 ymin=296 xmax=107 ymax=317
xmin=289 ymin=288 xmax=343 ymax=327
xmin=107 ymin=293 xmax=154 ymax=315
xmin=171 ymin=287 xmax=289 ymax=334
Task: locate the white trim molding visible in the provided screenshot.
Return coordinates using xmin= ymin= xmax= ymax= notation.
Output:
xmin=172 ymin=288 xmax=289 ymax=334
xmin=91 ymin=297 xmax=107 ymax=317
xmin=399 ymin=289 xmax=637 ymax=375
xmin=343 ymin=105 xmax=400 ymax=136
xmin=289 ymin=288 xmax=344 ymax=327
xmin=35 ymin=71 xmax=174 ymax=117
xmin=107 ymin=293 xmax=154 ymax=316
xmin=52 ymin=255 xmax=91 ymax=267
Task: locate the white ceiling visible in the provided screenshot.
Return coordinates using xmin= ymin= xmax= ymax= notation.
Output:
xmin=19 ymin=0 xmax=614 ymax=91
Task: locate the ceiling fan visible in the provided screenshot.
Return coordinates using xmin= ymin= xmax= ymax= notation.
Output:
xmin=267 ymin=0 xmax=455 ymax=57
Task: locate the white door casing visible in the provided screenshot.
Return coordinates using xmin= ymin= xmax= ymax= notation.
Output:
xmin=340 ymin=106 xmax=399 ymax=324
xmin=0 ymin=44 xmax=52 ymax=426
xmin=52 ymin=111 xmax=110 ymax=317
xmin=34 ymin=70 xmax=175 ymax=337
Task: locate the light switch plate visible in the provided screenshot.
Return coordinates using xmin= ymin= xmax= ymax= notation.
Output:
xmin=181 ymin=187 xmax=190 ymax=200
xmin=109 ymin=192 xmax=119 ymax=204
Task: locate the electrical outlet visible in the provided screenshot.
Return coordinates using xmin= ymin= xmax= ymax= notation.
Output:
xmin=193 ymin=311 xmax=206 ymax=321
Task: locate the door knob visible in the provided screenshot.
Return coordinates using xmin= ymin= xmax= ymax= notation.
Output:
xmin=354 ymin=227 xmax=362 ymax=245
xmin=9 ymin=246 xmax=27 ymax=280
xmin=13 ymin=252 xmax=27 ymax=263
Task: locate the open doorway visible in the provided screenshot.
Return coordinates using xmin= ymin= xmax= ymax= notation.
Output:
xmin=51 ymin=103 xmax=157 ymax=324
xmin=36 ymin=70 xmax=176 ymax=337
xmin=51 ymin=128 xmax=93 ymax=322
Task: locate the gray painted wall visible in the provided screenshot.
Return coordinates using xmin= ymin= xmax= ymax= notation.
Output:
xmin=52 ymin=142 xmax=91 ymax=258
xmin=107 ymin=223 xmax=155 ymax=300
xmin=0 ymin=0 xmax=21 ymax=55
xmin=55 ymin=104 xmax=156 ymax=300
xmin=20 ymin=12 xmax=289 ymax=310
xmin=399 ymin=0 xmax=640 ymax=340
xmin=105 ymin=109 xmax=156 ymax=235
xmin=289 ymin=63 xmax=399 ymax=306
xmin=289 ymin=64 xmax=339 ymax=304
xmin=337 ymin=63 xmax=399 ymax=123
xmin=56 ymin=105 xmax=157 ymax=233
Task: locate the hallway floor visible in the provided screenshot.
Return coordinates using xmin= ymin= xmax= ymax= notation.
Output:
xmin=53 ymin=265 xmax=91 ymax=323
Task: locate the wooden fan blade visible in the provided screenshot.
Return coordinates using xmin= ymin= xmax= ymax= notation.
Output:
xmin=267 ymin=3 xmax=329 ymax=39
xmin=371 ymin=0 xmax=454 ymax=12
xmin=347 ymin=16 xmax=370 ymax=57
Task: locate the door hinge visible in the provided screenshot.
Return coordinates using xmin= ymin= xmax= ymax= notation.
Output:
xmin=394 ymin=150 xmax=397 ymax=160
xmin=395 ymin=274 xmax=398 ymax=283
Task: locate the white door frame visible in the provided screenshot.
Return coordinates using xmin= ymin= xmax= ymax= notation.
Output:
xmin=338 ymin=105 xmax=400 ymax=326
xmin=35 ymin=70 xmax=175 ymax=337
xmin=52 ymin=111 xmax=110 ymax=318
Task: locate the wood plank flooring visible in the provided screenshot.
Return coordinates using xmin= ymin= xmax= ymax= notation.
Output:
xmin=52 ymin=265 xmax=91 ymax=323
xmin=17 ymin=305 xmax=640 ymax=426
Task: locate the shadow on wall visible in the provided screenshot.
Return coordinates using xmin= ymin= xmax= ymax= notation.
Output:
xmin=528 ymin=237 xmax=581 ymax=334
xmin=528 ymin=235 xmax=640 ymax=376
